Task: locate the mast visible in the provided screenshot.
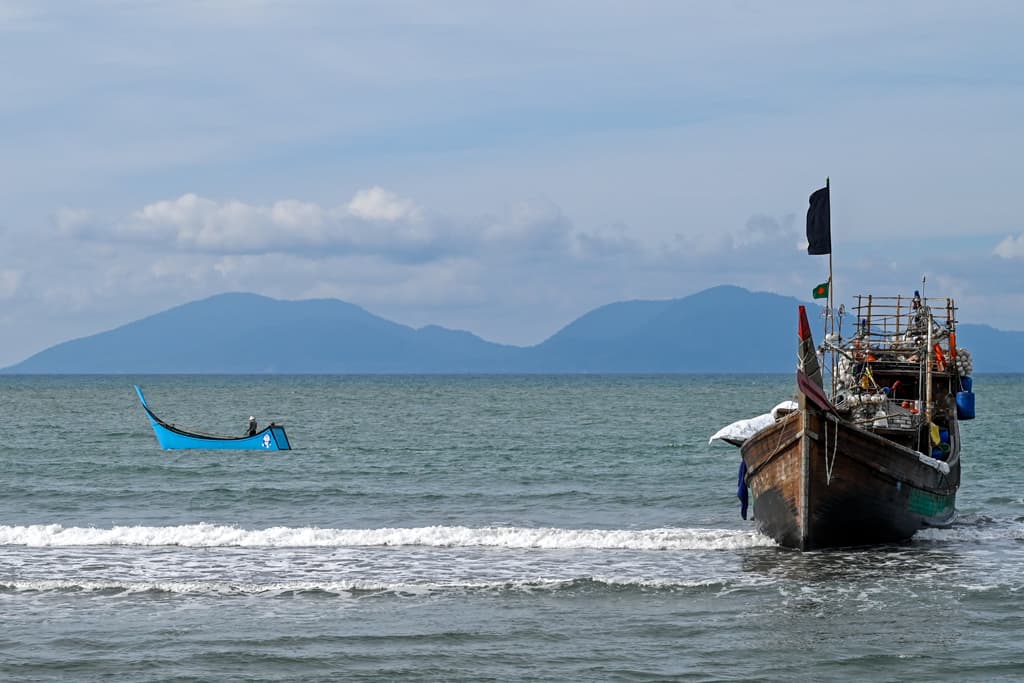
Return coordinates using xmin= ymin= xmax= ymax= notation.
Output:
xmin=925 ymin=304 xmax=933 ymax=426
xmin=826 ymin=177 xmax=836 ymax=398
xmin=826 ymin=177 xmax=833 ymax=322
xmin=806 ymin=176 xmax=835 ymax=396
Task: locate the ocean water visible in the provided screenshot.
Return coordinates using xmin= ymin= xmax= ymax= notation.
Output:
xmin=1 ymin=374 xmax=1023 ymax=682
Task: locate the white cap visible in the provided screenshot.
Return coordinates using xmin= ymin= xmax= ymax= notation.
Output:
xmin=249 ymin=416 xmax=255 ymax=420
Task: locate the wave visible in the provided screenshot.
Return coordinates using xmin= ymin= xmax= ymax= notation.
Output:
xmin=916 ymin=518 xmax=1024 ymax=543
xmin=0 ymin=576 xmax=734 ymax=596
xmin=5 ymin=517 xmax=1022 ymax=551
xmin=0 ymin=523 xmax=774 ymax=550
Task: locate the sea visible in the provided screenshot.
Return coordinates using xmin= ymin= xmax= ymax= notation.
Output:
xmin=1 ymin=374 xmax=1022 ymax=682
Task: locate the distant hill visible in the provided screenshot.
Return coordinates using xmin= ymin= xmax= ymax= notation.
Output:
xmin=527 ymin=285 xmax=803 ymax=372
xmin=952 ymin=323 xmax=1024 ymax=373
xmin=3 ymin=287 xmax=1022 ymax=373
xmin=2 ymin=293 xmax=522 ymax=373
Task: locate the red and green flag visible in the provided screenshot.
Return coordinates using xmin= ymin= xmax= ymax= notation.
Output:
xmin=812 ymin=281 xmax=829 ymax=299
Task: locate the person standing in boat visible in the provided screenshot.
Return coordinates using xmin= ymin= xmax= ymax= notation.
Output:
xmin=247 ymin=416 xmax=258 ymax=436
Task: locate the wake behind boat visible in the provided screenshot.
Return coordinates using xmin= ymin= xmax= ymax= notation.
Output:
xmin=134 ymin=385 xmax=291 ymax=451
xmin=710 ymin=181 xmax=974 ymax=550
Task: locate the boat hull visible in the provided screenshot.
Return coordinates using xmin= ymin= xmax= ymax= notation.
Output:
xmin=146 ymin=421 xmax=291 ymax=451
xmin=740 ymin=407 xmax=958 ymax=550
xmin=135 ymin=386 xmax=291 ymax=451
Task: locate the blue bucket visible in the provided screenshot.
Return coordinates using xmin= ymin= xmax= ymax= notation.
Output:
xmin=960 ymin=376 xmax=973 ymax=392
xmin=956 ymin=391 xmax=975 ymax=420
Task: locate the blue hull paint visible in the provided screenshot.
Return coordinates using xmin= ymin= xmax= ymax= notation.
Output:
xmin=135 ymin=385 xmax=291 ymax=451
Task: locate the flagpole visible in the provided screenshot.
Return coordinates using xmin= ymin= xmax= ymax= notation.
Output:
xmin=826 ymin=177 xmax=833 ymax=316
xmin=826 ymin=177 xmax=835 ymax=398
xmin=806 ymin=176 xmax=835 ymax=395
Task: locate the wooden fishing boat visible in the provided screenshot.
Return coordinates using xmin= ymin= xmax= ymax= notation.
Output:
xmin=134 ymin=385 xmax=291 ymax=451
xmin=711 ymin=181 xmax=974 ymax=549
xmin=736 ymin=300 xmax=970 ymax=549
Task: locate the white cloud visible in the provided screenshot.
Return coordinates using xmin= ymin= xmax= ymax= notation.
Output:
xmin=994 ymin=234 xmax=1024 ymax=259
xmin=72 ymin=190 xmax=432 ymax=256
xmin=479 ymin=199 xmax=572 ymax=257
xmin=346 ymin=186 xmax=419 ymax=222
xmin=60 ymin=187 xmax=810 ymax=276
xmin=571 ymin=223 xmax=643 ymax=261
xmin=60 ymin=188 xmax=609 ymax=265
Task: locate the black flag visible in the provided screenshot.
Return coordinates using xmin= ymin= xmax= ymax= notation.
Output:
xmin=806 ymin=185 xmax=831 ymax=255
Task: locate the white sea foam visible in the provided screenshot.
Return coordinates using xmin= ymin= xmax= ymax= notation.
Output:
xmin=916 ymin=521 xmax=1024 ymax=543
xmin=0 ymin=523 xmax=775 ymax=550
xmin=0 ymin=578 xmax=410 ymax=595
xmin=0 ymin=576 xmax=737 ymax=596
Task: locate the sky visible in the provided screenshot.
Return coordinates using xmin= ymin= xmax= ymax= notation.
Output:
xmin=2 ymin=1 xmax=1023 ymax=367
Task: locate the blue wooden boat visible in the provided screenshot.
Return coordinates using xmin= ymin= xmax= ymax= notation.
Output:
xmin=134 ymin=385 xmax=291 ymax=451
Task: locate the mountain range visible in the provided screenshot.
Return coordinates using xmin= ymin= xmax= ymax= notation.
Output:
xmin=4 ymin=285 xmax=1022 ymax=373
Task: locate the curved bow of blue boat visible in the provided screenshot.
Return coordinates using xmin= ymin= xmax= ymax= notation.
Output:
xmin=134 ymin=385 xmax=291 ymax=451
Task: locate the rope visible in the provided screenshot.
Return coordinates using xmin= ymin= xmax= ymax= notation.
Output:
xmin=824 ymin=416 xmax=839 ymax=486
xmin=776 ymin=399 xmax=796 ymax=453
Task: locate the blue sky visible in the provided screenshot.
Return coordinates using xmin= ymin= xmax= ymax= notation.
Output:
xmin=2 ymin=1 xmax=1023 ymax=366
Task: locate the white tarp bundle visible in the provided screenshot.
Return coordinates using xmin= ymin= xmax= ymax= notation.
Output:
xmin=708 ymin=401 xmax=798 ymax=447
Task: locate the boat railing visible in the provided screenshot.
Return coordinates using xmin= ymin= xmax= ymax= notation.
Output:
xmin=850 ymin=295 xmax=958 ymax=347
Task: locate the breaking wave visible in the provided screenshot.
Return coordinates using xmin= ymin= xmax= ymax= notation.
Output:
xmin=0 ymin=523 xmax=774 ymax=550
xmin=0 ymin=576 xmax=737 ymax=596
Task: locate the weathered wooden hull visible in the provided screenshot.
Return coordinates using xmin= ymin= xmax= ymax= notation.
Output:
xmin=740 ymin=406 xmax=959 ymax=550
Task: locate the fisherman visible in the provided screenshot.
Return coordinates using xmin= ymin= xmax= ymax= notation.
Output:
xmin=247 ymin=416 xmax=258 ymax=436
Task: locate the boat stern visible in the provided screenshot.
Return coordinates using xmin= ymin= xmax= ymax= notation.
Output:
xmin=268 ymin=425 xmax=291 ymax=450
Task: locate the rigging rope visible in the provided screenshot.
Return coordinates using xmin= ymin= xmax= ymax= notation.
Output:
xmin=824 ymin=416 xmax=839 ymax=486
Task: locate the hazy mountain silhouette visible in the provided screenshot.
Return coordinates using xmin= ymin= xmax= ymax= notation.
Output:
xmin=3 ymin=293 xmax=521 ymax=373
xmin=3 ymin=287 xmax=1021 ymax=373
xmin=527 ymin=285 xmax=802 ymax=372
xmin=951 ymin=322 xmax=1024 ymax=373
